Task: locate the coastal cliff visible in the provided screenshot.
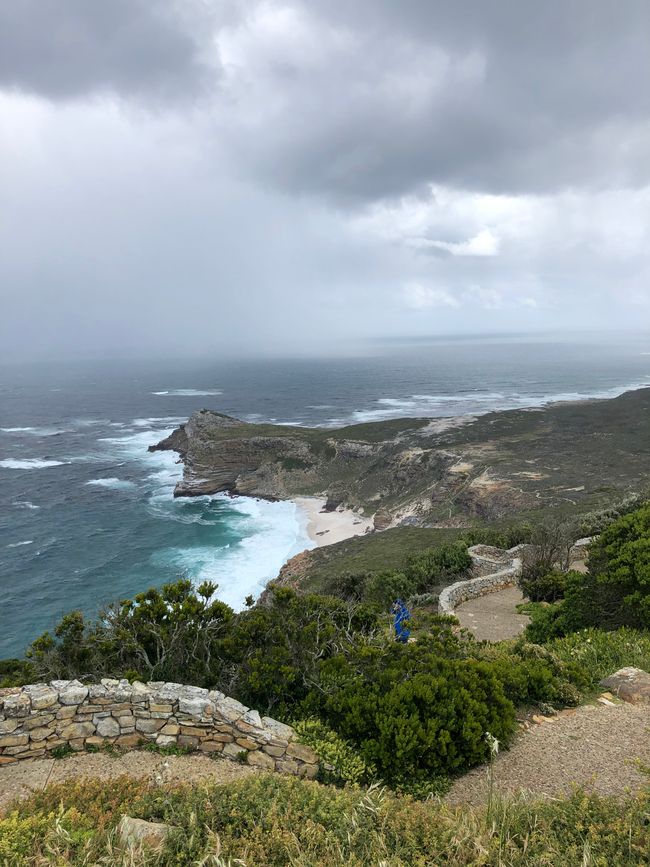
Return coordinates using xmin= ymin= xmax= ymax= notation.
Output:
xmin=151 ymin=387 xmax=650 ymax=528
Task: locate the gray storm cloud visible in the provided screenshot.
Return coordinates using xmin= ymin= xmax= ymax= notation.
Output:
xmin=0 ymin=1 xmax=648 ymax=360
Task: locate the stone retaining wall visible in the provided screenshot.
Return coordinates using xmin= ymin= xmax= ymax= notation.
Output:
xmin=438 ymin=548 xmax=523 ymax=616
xmin=438 ymin=538 xmax=595 ymax=617
xmin=0 ymin=680 xmax=318 ymax=777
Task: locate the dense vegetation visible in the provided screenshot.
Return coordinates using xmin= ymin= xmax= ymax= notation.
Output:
xmin=525 ymin=504 xmax=650 ymax=641
xmin=0 ymin=775 xmax=647 ymax=866
xmin=3 ymin=538 xmax=583 ymax=793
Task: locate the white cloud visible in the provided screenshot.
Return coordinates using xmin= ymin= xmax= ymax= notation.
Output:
xmin=407 ymin=228 xmax=499 ymax=256
xmin=402 ymin=283 xmax=460 ymax=309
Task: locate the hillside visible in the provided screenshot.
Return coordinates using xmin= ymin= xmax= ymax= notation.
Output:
xmin=152 ymin=387 xmax=650 ymax=527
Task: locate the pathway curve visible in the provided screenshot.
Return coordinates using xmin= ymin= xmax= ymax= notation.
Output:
xmin=454 ymin=586 xmax=530 ymax=642
xmin=0 ymin=750 xmax=257 ymax=810
xmin=447 ymin=701 xmax=650 ymax=805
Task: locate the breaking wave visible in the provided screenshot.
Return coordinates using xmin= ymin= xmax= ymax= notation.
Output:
xmin=152 ymin=389 xmax=223 ymax=397
xmin=1 ymin=459 xmax=67 ymax=470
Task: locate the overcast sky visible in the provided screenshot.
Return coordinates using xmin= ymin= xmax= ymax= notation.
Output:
xmin=1 ymin=0 xmax=649 ymax=360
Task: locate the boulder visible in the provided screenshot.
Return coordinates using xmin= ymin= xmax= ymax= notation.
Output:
xmin=118 ymin=816 xmax=172 ymax=852
xmin=599 ymin=668 xmax=650 ymax=704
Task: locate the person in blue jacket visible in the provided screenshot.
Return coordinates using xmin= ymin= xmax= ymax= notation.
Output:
xmin=392 ymin=599 xmax=411 ymax=643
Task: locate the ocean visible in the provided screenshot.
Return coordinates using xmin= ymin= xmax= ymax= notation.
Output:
xmin=1 ymin=333 xmax=649 ymax=658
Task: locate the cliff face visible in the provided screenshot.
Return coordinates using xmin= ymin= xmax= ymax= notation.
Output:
xmin=150 ymin=388 xmax=650 ymax=527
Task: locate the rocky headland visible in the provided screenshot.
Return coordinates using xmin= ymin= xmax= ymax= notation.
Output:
xmin=151 ymin=386 xmax=650 ymax=530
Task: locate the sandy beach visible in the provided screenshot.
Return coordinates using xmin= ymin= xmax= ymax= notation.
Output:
xmin=293 ymin=496 xmax=374 ymax=547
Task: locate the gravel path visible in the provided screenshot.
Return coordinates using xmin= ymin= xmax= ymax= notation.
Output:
xmin=0 ymin=750 xmax=257 ymax=810
xmin=454 ymin=586 xmax=530 ymax=642
xmin=447 ymin=701 xmax=650 ymax=805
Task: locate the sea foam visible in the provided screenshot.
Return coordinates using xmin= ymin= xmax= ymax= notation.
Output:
xmin=152 ymin=389 xmax=223 ymax=397
xmin=85 ymin=478 xmax=137 ymax=490
xmin=0 ymin=459 xmax=67 ymax=470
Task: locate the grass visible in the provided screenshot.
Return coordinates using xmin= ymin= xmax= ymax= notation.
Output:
xmin=546 ymin=627 xmax=650 ymax=688
xmin=0 ymin=774 xmax=647 ymax=865
xmin=296 ymin=526 xmax=467 ymax=592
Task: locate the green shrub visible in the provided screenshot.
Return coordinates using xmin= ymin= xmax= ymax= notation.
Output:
xmin=520 ymin=568 xmax=575 ymax=602
xmin=0 ymin=659 xmax=35 ymax=688
xmin=468 ymin=639 xmax=587 ymax=707
xmin=546 ymin=627 xmax=650 ymax=688
xmin=586 ymin=504 xmax=650 ymax=628
xmin=293 ymin=718 xmax=375 ymax=786
xmin=324 ymin=659 xmax=516 ymax=784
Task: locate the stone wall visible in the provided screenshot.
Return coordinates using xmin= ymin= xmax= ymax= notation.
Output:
xmin=0 ymin=680 xmax=318 ymax=777
xmin=438 ymin=547 xmax=523 ymax=616
xmin=438 ymin=538 xmax=595 ymax=617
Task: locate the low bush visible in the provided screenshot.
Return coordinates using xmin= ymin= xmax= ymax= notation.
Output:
xmin=524 ymin=505 xmax=650 ymax=638
xmin=292 ymin=718 xmax=375 ymax=786
xmin=520 ymin=568 xmax=575 ymax=602
xmin=545 ymin=627 xmax=650 ymax=688
xmin=323 ymin=659 xmax=516 ymax=785
xmin=1 ymin=775 xmax=648 ymax=866
xmin=467 ymin=639 xmax=587 ymax=707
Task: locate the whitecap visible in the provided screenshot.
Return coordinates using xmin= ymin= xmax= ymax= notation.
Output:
xmin=152 ymin=389 xmax=222 ymax=397
xmin=85 ymin=478 xmax=137 ymax=490
xmin=12 ymin=501 xmax=40 ymax=510
xmin=151 ymin=496 xmax=312 ymax=609
xmin=1 ymin=427 xmax=68 ymax=436
xmin=0 ymin=459 xmax=67 ymax=469
xmin=131 ymin=417 xmax=186 ymax=428
xmin=7 ymin=540 xmax=34 ymax=548
xmin=328 ymin=380 xmax=650 ymax=426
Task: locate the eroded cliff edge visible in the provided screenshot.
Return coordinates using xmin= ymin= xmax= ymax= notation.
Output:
xmin=150 ymin=387 xmax=650 ymax=528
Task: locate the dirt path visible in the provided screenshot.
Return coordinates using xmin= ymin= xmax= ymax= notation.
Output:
xmin=0 ymin=750 xmax=257 ymax=810
xmin=447 ymin=701 xmax=650 ymax=805
xmin=454 ymin=586 xmax=530 ymax=641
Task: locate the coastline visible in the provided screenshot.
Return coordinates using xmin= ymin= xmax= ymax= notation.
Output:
xmin=293 ymin=496 xmax=374 ymax=548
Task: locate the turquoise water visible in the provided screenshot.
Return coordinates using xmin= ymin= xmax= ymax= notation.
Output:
xmin=1 ymin=333 xmax=649 ymax=657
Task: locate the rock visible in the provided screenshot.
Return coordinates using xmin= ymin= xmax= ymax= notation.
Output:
xmin=59 ymin=722 xmax=95 ymax=740
xmin=155 ymin=735 xmax=177 ymax=747
xmin=2 ymin=693 xmax=31 ymax=717
xmin=0 ymin=719 xmax=20 ymax=734
xmin=135 ymin=718 xmax=166 ymax=734
xmin=116 ymin=733 xmax=142 ymax=748
xmin=247 ymin=749 xmax=275 ymax=770
xmin=600 ymin=668 xmax=650 ymax=704
xmin=28 ymin=726 xmax=51 ymax=742
xmin=0 ymin=734 xmax=29 ymax=748
xmin=199 ymin=740 xmax=224 ymax=753
xmin=286 ymin=742 xmax=319 ymax=764
xmin=261 ymin=717 xmax=294 ymax=741
xmin=118 ymin=816 xmax=172 ymax=853
xmin=95 ymin=716 xmax=120 ymax=738
xmin=24 ymin=684 xmax=58 ymax=710
xmin=59 ymin=682 xmax=89 ymax=705
xmin=215 ymin=696 xmax=248 ymax=723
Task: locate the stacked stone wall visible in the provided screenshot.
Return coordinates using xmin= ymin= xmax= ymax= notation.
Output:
xmin=0 ymin=680 xmax=318 ymax=777
xmin=438 ymin=538 xmax=595 ymax=616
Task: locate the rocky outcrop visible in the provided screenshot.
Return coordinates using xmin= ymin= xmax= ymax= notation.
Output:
xmin=600 ymin=668 xmax=650 ymax=704
xmin=0 ymin=680 xmax=318 ymax=777
xmin=151 ymin=388 xmax=650 ymax=527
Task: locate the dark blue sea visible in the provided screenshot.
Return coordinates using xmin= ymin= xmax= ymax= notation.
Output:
xmin=1 ymin=333 xmax=649 ymax=657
